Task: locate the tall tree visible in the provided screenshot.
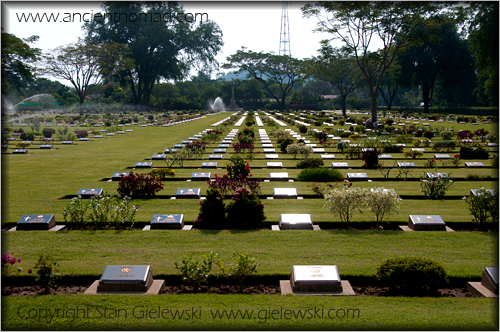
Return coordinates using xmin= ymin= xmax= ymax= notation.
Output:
xmin=306 ymin=43 xmax=364 ymax=116
xmin=466 ymin=2 xmax=499 ymax=106
xmin=397 ymin=18 xmax=474 ymax=113
xmin=42 ymin=41 xmax=131 ymax=113
xmin=302 ymin=1 xmax=446 ymax=126
xmin=1 ymin=33 xmax=41 ymax=96
xmin=84 ymin=2 xmax=223 ymax=105
xmin=378 ymin=62 xmax=401 ymax=111
xmin=223 ymin=48 xmax=303 ymax=112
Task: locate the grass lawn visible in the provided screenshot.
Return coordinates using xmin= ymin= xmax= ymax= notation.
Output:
xmin=2 ymin=111 xmax=498 ymax=331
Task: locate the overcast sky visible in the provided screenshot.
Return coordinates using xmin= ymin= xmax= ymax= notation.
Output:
xmin=2 ymin=1 xmax=334 ymax=85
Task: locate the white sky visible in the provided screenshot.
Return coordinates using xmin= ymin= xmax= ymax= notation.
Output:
xmin=2 ymin=1 xmax=334 ymax=86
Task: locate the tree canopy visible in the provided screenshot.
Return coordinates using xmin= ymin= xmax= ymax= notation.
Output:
xmin=83 ymin=1 xmax=223 ymax=105
xmin=223 ymin=48 xmax=303 ymax=112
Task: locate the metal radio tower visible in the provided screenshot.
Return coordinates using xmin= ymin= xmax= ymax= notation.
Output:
xmin=279 ymin=1 xmax=291 ymax=56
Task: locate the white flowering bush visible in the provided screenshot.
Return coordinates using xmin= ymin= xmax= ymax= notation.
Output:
xmin=366 ymin=189 xmax=402 ymax=228
xmin=324 ymin=187 xmax=369 ymax=229
xmin=466 ymin=187 xmax=499 ymax=229
xmin=419 ymin=171 xmax=454 ymax=199
xmin=286 ymin=142 xmax=313 ymax=159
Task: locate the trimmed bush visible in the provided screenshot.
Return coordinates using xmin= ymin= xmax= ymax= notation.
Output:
xmin=297 ymin=168 xmax=343 ymax=182
xmin=225 ymin=188 xmax=265 ymax=230
xmin=296 ymin=158 xmax=324 ymax=169
xmin=433 ymin=140 xmax=456 ymax=152
xmin=360 ymin=148 xmax=380 ymax=169
xmin=194 ymin=189 xmax=226 ymax=230
xmin=459 ymin=147 xmax=489 ymax=159
xmin=117 ymin=171 xmax=164 ymax=198
xmin=42 ymin=128 xmax=56 ymax=138
xmin=376 ymin=257 xmax=448 ymax=296
xmin=20 ymin=132 xmax=35 ymax=141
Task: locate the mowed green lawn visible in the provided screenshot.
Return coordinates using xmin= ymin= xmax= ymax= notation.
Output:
xmin=1 ymin=111 xmax=498 ymax=330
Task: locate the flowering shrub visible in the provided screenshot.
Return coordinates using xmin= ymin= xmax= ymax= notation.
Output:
xmin=117 ymin=171 xmax=164 ymax=197
xmin=413 ymin=138 xmax=430 ymax=148
xmin=459 ymin=146 xmax=489 ymax=159
xmin=360 ymin=148 xmax=381 ymax=169
xmin=75 ymin=130 xmax=88 ymax=138
xmin=466 ymin=188 xmax=498 ymax=230
xmin=452 ymin=154 xmax=460 ymax=167
xmin=164 ymin=147 xmax=191 ymax=167
xmin=232 ymin=142 xmax=254 ymax=154
xmin=433 ymin=140 xmax=456 ymax=152
xmin=366 ymin=188 xmax=402 ymax=228
xmin=403 ymin=150 xmax=423 ymax=159
xmin=226 ymin=156 xmax=251 ymax=179
xmin=312 ymin=178 xmax=352 ymax=196
xmin=201 ymin=129 xmax=222 ymax=143
xmin=317 ymin=131 xmax=329 ymax=145
xmin=149 ymin=168 xmax=175 ymax=179
xmin=239 ymin=127 xmax=255 ymax=138
xmin=1 ymin=254 xmax=23 ymax=276
xmin=440 ymin=131 xmax=454 ymax=140
xmin=324 ymin=186 xmax=369 ymax=229
xmin=185 ymin=140 xmax=206 ymax=159
xmin=286 ymin=142 xmax=313 ymax=159
xmin=20 ymin=132 xmax=35 ymax=141
xmin=32 ymin=252 xmax=60 ymax=290
xmin=457 ymin=130 xmax=474 ymax=139
xmin=226 ymin=188 xmax=265 ymax=229
xmin=423 ymin=158 xmax=436 ymax=168
xmin=279 ymin=138 xmax=294 ymax=153
xmin=194 ymin=189 xmax=226 ymax=229
xmin=208 ymin=174 xmax=261 ymax=196
xmin=62 ymin=192 xmax=139 ymax=229
xmin=419 ymin=171 xmax=454 ymax=199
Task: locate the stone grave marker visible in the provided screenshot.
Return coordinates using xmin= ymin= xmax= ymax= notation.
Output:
xmin=434 ymin=154 xmax=450 ymax=159
xmin=208 ymin=154 xmax=223 ymax=160
xmin=174 ymin=144 xmax=185 ymax=148
xmin=262 ymin=144 xmax=274 ymax=148
xmin=13 ymin=149 xmax=28 ymax=154
xmin=331 ymin=162 xmax=349 ymax=168
xmin=112 ymin=172 xmax=129 ymax=181
xmin=482 ymin=267 xmax=499 ymax=294
xmin=150 ymin=214 xmax=184 ymax=230
xmin=312 ymin=148 xmax=326 ymax=153
xmin=16 ymin=214 xmax=56 ymax=231
xmin=378 ymin=154 xmax=392 ymax=159
xmin=175 ymin=188 xmax=201 ymax=199
xmin=279 ymin=214 xmax=313 ymax=230
xmin=273 ymin=188 xmax=297 ymax=199
xmin=398 ymin=162 xmax=415 ymax=168
xmin=78 ymin=188 xmax=104 ymax=198
xmin=95 ymin=265 xmax=154 ymax=292
xmin=486 ymin=143 xmax=499 ymax=147
xmin=191 ymin=172 xmax=210 ymax=181
xmin=151 ymin=154 xmax=166 ymax=160
xmin=407 ymin=215 xmax=446 ymax=231
xmin=470 ymin=189 xmax=496 ymax=196
xmin=214 ymin=148 xmax=226 ymax=153
xmin=62 ymin=141 xmax=73 ymax=145
xmin=106 ymin=133 xmax=115 ymax=136
xmin=347 ymin=173 xmax=368 ymax=180
xmin=263 ymin=148 xmax=276 ymax=153
xmin=135 ymin=162 xmax=152 ymax=168
xmin=291 ymin=265 xmax=342 ymax=292
xmin=267 ymin=162 xmax=283 ymax=168
xmin=426 ymin=172 xmax=448 ymax=179
xmin=371 ymin=188 xmax=397 ymax=195
xmin=412 ymin=148 xmax=425 ymax=152
xmin=465 ymin=161 xmax=485 ymax=168
xmin=265 ymin=154 xmax=279 ymax=159
xmin=79 ymin=138 xmax=89 ymax=141
xmin=269 ymin=172 xmax=289 ymax=181
xmin=94 ymin=135 xmax=103 ymax=138
xmin=201 ymin=162 xmax=217 ymax=168
xmin=40 ymin=144 xmax=53 ymax=150
xmin=321 ymin=154 xmax=335 ymax=159
xmin=218 ymin=144 xmax=229 ymax=148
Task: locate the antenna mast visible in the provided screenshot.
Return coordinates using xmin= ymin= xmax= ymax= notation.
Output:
xmin=279 ymin=1 xmax=291 ymax=56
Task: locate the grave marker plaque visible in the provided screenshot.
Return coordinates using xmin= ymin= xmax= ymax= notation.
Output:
xmin=269 ymin=172 xmax=289 ymax=181
xmin=112 ymin=172 xmax=129 ymax=181
xmin=135 ymin=162 xmax=152 ymax=168
xmin=40 ymin=144 xmax=53 ymax=149
xmin=291 ymin=265 xmax=342 ymax=292
xmin=482 ymin=267 xmax=499 ymax=294
xmin=151 ymin=154 xmax=166 ymax=160
xmin=97 ymin=265 xmax=153 ymax=292
xmin=408 ymin=215 xmax=446 ymax=231
xmin=208 ymin=154 xmax=223 ymax=160
xmin=273 ymin=188 xmax=298 ymax=199
xmin=312 ymin=148 xmax=326 ymax=153
xmin=17 ymin=214 xmax=56 ymax=231
xmin=201 ymin=162 xmax=217 ymax=168
xmin=262 ymin=144 xmax=274 ymax=148
xmin=191 ymin=173 xmax=210 ymax=181
xmin=398 ymin=162 xmax=415 ymax=168
xmin=62 ymin=141 xmax=73 ymax=145
xmin=267 ymin=162 xmax=283 ymax=168
xmin=331 ymin=162 xmax=349 ymax=168
xmin=470 ymin=189 xmax=497 ymax=197
xmin=265 ymin=154 xmax=279 ymax=159
xmin=378 ymin=154 xmax=392 ymax=159
xmin=218 ymin=144 xmax=229 ymax=148
xmin=412 ymin=148 xmax=426 ymax=152
xmin=78 ymin=188 xmax=104 ymax=198
xmin=486 ymin=143 xmax=499 ymax=147
xmin=426 ymin=173 xmax=448 ymax=179
xmin=214 ymin=148 xmax=226 ymax=153
xmin=465 ymin=162 xmax=485 ymax=168
xmin=263 ymin=148 xmax=276 ymax=153
xmin=175 ymin=188 xmax=201 ymax=199
xmin=94 ymin=135 xmax=103 ymax=138
xmin=151 ymin=214 xmax=184 ymax=230
xmin=79 ymin=138 xmax=89 ymax=141
xmin=347 ymin=173 xmax=368 ymax=180
xmin=13 ymin=149 xmax=28 ymax=154
xmin=279 ymin=214 xmax=313 ymax=230
xmin=434 ymin=154 xmax=450 ymax=159
xmin=321 ymin=154 xmax=335 ymax=159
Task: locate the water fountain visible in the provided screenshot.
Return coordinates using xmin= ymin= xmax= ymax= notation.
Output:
xmin=210 ymin=97 xmax=225 ymax=112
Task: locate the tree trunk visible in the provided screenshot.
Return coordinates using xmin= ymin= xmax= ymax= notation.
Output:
xmin=341 ymin=95 xmax=347 ymax=117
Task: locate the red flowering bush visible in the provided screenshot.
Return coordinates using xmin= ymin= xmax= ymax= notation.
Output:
xmin=75 ymin=130 xmax=88 ymax=138
xmin=208 ymin=174 xmax=261 ymax=196
xmin=194 ymin=189 xmax=226 ymax=229
xmin=457 ymin=130 xmax=474 ymax=139
xmin=1 ymin=254 xmax=22 ymax=276
xmin=226 ymin=188 xmax=265 ymax=229
xmin=226 ymin=156 xmax=251 ymax=179
xmin=117 ymin=171 xmax=164 ymax=198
